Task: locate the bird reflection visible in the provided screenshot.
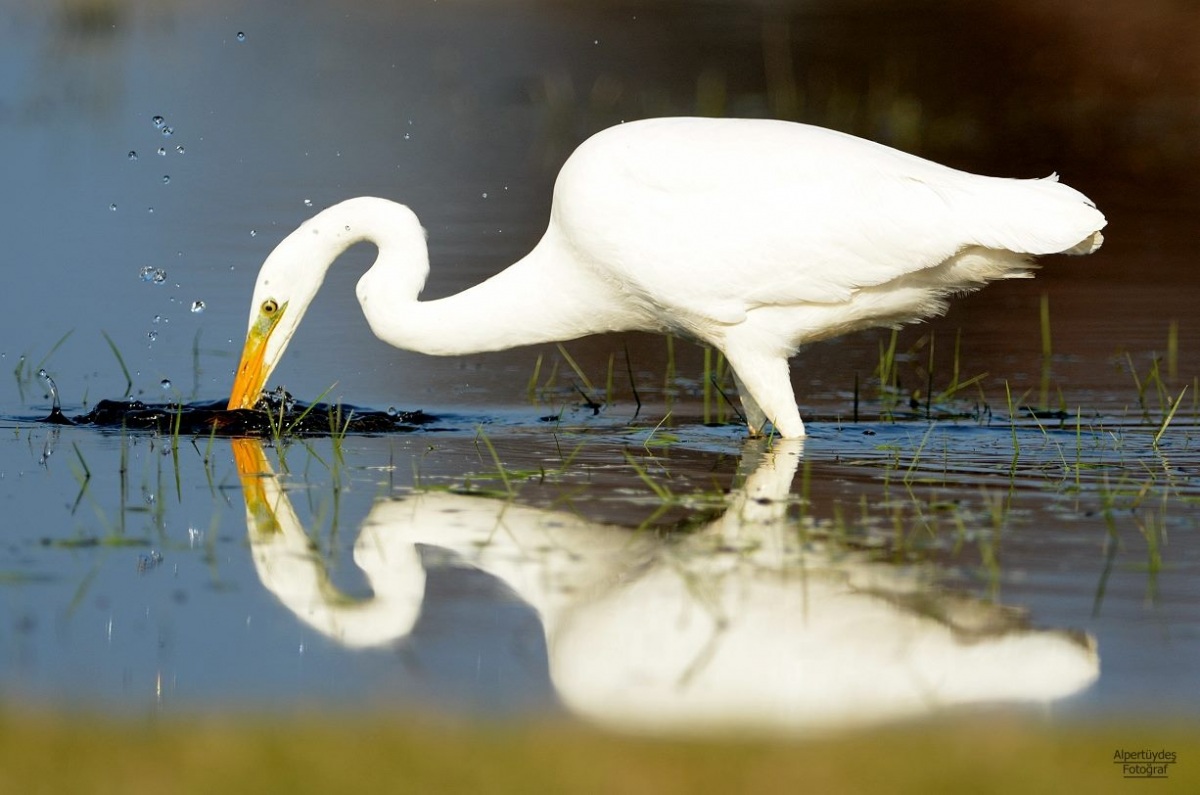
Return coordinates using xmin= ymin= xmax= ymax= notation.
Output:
xmin=232 ymin=438 xmax=1097 ymax=735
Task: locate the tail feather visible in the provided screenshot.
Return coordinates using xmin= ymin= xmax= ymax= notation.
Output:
xmin=1063 ymin=230 xmax=1104 ymax=256
xmin=961 ymin=174 xmax=1106 ymax=257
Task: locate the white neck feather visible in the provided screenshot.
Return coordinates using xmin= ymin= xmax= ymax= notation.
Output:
xmin=294 ymin=198 xmax=648 ymax=357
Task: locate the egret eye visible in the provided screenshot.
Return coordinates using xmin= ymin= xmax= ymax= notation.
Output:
xmin=261 ymin=299 xmax=279 ymax=315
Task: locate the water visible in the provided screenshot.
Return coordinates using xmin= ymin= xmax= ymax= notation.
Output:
xmin=1 ymin=0 xmax=1199 ymax=736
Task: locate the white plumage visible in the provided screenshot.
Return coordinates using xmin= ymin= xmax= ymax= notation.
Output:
xmin=229 ymin=117 xmax=1105 ymax=437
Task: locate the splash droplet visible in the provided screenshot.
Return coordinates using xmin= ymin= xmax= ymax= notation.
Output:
xmin=403 ymin=132 xmax=411 ymax=140
xmin=190 ymin=300 xmax=205 ymax=313
xmin=249 ymin=229 xmax=257 ymax=237
xmin=160 ymin=379 xmax=172 ymax=390
xmin=236 ymin=31 xmax=246 ymax=42
xmin=161 ymin=126 xmax=174 ymax=137
xmin=152 ymin=115 xmax=165 ymax=129
xmin=128 ymin=150 xmax=138 ymax=161
xmin=38 ymin=369 xmax=62 ymax=412
xmin=162 ymin=175 xmax=170 ymax=184
xmin=157 ymin=147 xmax=166 ymax=156
xmin=175 ymin=145 xmax=185 ymax=154
xmin=109 ymin=203 xmax=118 ymax=211
xmin=481 ymin=192 xmax=488 ymax=199
xmin=304 ymin=198 xmax=312 ymax=207
xmin=147 ymin=330 xmax=158 ymax=342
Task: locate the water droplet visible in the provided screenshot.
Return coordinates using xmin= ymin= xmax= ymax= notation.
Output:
xmin=160 ymin=379 xmax=172 ymax=390
xmin=481 ymin=192 xmax=488 ymax=198
xmin=109 ymin=203 xmax=117 ymax=211
xmin=147 ymin=207 xmax=155 ymax=214
xmin=304 ymin=198 xmax=312 ymax=207
xmin=249 ymin=229 xmax=257 ymax=237
xmin=162 ymin=175 xmax=170 ymax=184
xmin=175 ymin=145 xmax=185 ymax=154
xmin=39 ymin=369 xmax=62 ymax=413
xmin=153 ymin=269 xmax=166 ymax=284
xmin=236 ymin=31 xmax=246 ymax=42
xmin=403 ymin=132 xmax=411 ymax=140
xmin=157 ymin=147 xmax=166 ymax=156
xmin=387 ymin=406 xmax=397 ymax=416
xmin=153 ymin=315 xmax=162 ymax=323
xmin=161 ymin=126 xmax=174 ymax=137
xmin=190 ymin=300 xmax=205 ymax=313
xmin=139 ymin=266 xmax=155 ymax=281
xmin=128 ymin=150 xmax=138 ymax=161
xmin=147 ymin=330 xmax=158 ymax=342
xmin=152 ymin=115 xmax=165 ymax=128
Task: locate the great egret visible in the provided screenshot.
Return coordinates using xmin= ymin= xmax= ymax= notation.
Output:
xmin=228 ymin=117 xmax=1106 ymax=436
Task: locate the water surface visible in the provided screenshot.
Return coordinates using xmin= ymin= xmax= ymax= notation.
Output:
xmin=2 ymin=0 xmax=1199 ymax=736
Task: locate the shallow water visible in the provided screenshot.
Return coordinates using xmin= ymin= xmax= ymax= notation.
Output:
xmin=2 ymin=0 xmax=1199 ymax=736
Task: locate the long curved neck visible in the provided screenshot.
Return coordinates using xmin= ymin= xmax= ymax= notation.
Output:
xmin=325 ymin=199 xmax=648 ymax=356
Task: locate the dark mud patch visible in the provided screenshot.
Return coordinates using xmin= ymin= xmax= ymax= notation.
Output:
xmin=44 ymin=397 xmax=438 ymax=437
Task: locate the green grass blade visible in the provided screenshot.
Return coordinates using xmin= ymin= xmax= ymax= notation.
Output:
xmin=101 ymin=331 xmax=134 ymax=397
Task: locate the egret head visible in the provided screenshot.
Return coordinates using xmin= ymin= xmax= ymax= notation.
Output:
xmin=227 ymin=230 xmax=329 ymax=410
xmin=225 ymin=197 xmax=429 ymax=411
xmin=227 ymin=295 xmax=291 ymax=410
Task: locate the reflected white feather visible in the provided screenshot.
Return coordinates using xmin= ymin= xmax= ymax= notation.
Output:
xmin=238 ymin=440 xmax=1099 ymax=735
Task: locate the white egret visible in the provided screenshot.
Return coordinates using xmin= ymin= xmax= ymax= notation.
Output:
xmin=228 ymin=117 xmax=1106 ymax=436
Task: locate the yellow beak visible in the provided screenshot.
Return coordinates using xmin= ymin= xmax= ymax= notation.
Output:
xmin=227 ymin=303 xmax=287 ymax=410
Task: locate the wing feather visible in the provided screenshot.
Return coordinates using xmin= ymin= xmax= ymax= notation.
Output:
xmin=551 ymin=118 xmax=1103 ymax=324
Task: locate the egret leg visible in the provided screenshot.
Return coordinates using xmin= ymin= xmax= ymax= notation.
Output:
xmin=731 ymin=370 xmax=768 ymax=436
xmin=723 ymin=343 xmax=805 ymax=438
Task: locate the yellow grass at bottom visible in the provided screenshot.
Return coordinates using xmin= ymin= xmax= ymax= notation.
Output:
xmin=1 ymin=710 xmax=1196 ymax=795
